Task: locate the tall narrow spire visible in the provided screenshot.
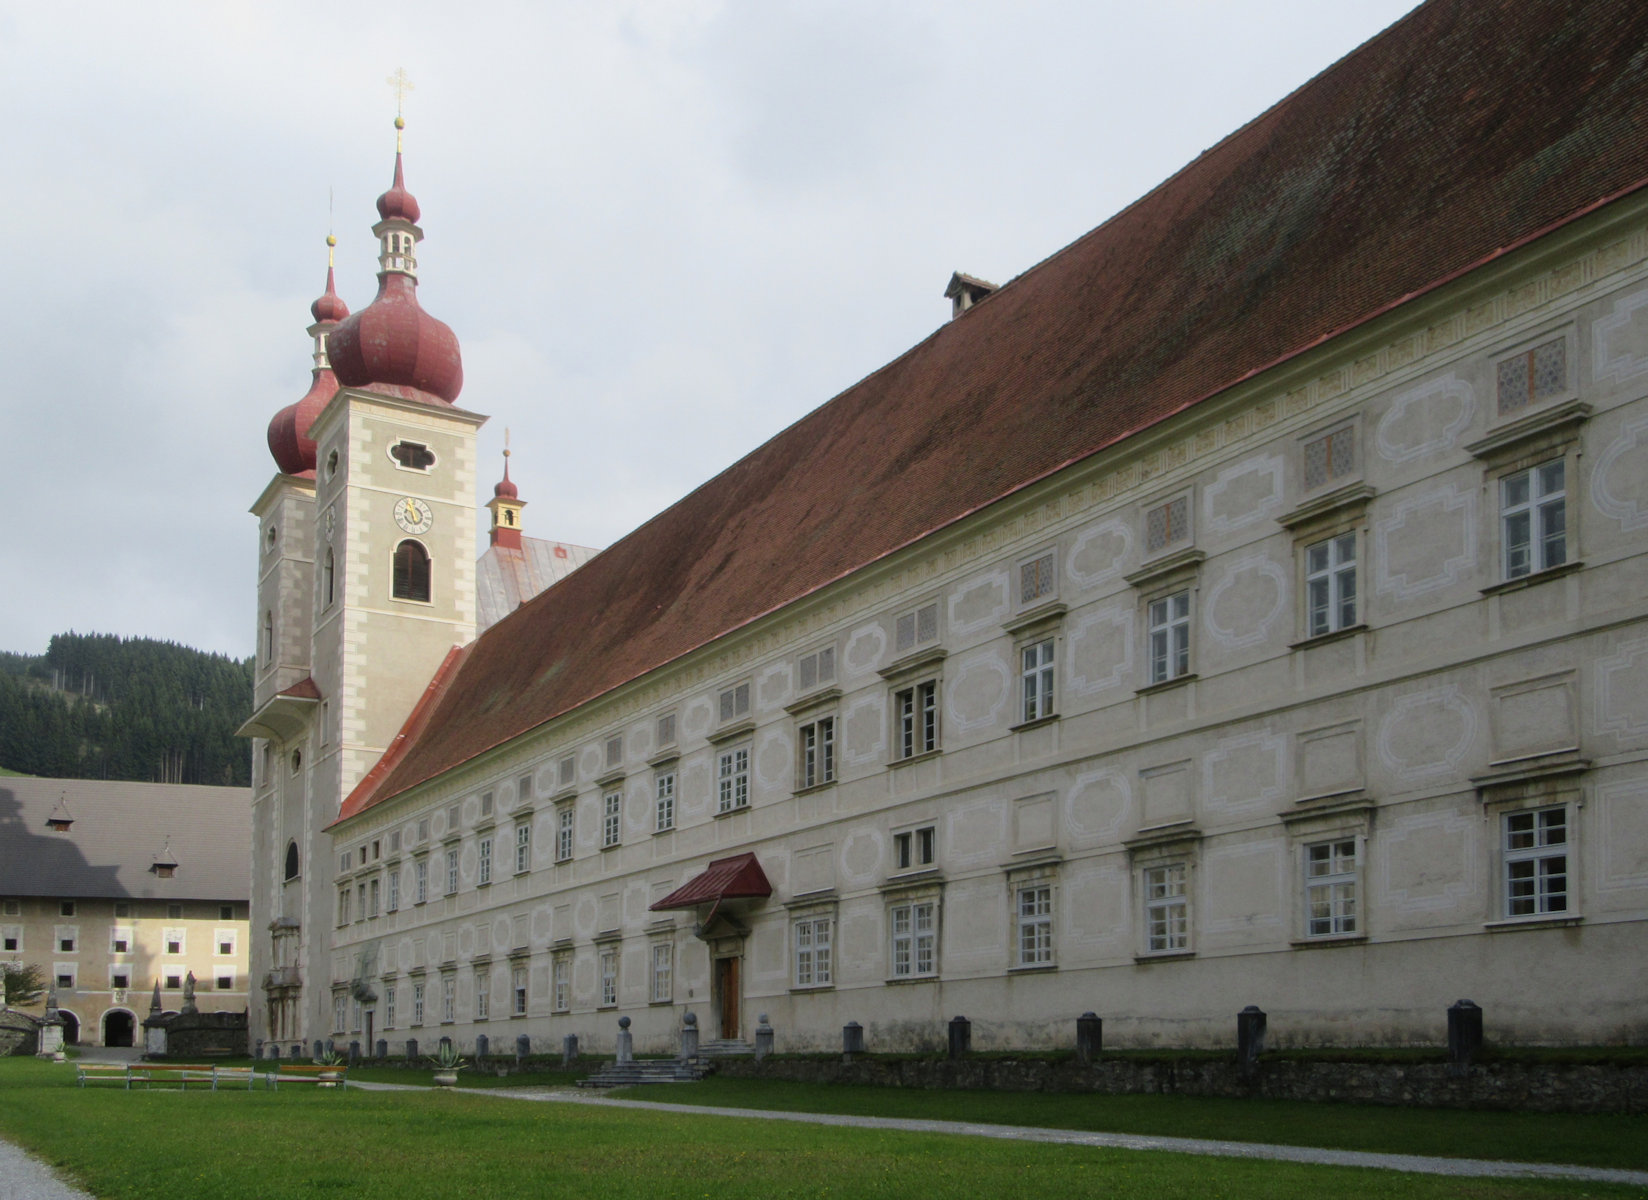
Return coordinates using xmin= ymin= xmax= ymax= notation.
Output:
xmin=487 ymin=431 xmax=525 ymax=549
xmin=267 ymin=235 xmax=351 ymax=476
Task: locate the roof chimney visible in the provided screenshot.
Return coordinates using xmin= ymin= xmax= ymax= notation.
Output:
xmin=944 ymin=272 xmax=997 ymax=319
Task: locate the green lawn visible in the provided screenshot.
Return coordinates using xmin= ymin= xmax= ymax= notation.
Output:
xmin=0 ymin=1058 xmax=1641 ymax=1200
xmin=610 ymin=1076 xmax=1648 ymax=1172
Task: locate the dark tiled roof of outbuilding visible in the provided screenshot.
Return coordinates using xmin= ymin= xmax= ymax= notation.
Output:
xmin=347 ymin=0 xmax=1648 ymax=817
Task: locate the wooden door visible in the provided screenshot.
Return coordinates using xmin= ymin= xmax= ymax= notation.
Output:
xmin=715 ymin=957 xmax=740 ymax=1040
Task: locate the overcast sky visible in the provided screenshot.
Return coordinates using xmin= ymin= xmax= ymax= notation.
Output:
xmin=0 ymin=1 xmax=1419 ymax=661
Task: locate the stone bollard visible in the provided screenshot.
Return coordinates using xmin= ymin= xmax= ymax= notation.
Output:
xmin=562 ymin=1033 xmax=579 ymax=1066
xmin=842 ymin=1021 xmax=865 ymax=1063
xmin=1236 ymin=1006 xmax=1267 ymax=1074
xmin=406 ymin=1038 xmax=419 ymax=1061
xmin=326 ymin=1038 xmax=338 ymax=1057
xmin=270 ymin=1043 xmax=281 ymax=1060
xmin=1448 ymin=999 xmax=1483 ymax=1076
xmin=376 ymin=1039 xmax=388 ymax=1059
xmin=516 ymin=1034 xmax=531 ymax=1064
xmin=313 ymin=1039 xmax=325 ymax=1060
xmin=439 ymin=1036 xmax=452 ymax=1054
xmin=476 ymin=1033 xmax=490 ymax=1059
xmin=255 ymin=1038 xmax=264 ymax=1058
xmin=948 ymin=1015 xmax=971 ymax=1060
xmin=616 ymin=1016 xmax=634 ymax=1064
xmin=348 ymin=1040 xmax=360 ymax=1066
xmin=679 ymin=1011 xmax=699 ymax=1062
xmin=1076 ymin=1012 xmax=1103 ymax=1065
xmin=754 ymin=1014 xmax=773 ymax=1062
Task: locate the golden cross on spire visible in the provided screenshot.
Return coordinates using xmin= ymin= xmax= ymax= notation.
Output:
xmin=387 ymin=68 xmax=415 ymax=150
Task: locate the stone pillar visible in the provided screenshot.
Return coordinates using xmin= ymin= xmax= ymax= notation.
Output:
xmin=842 ymin=1021 xmax=864 ymax=1062
xmin=1076 ymin=1012 xmax=1103 ymax=1065
xmin=313 ymin=1039 xmax=324 ymax=1060
xmin=616 ymin=1016 xmax=633 ymax=1064
xmin=348 ymin=1040 xmax=360 ymax=1065
xmin=475 ymin=1033 xmax=490 ymax=1059
xmin=947 ymin=1015 xmax=971 ymax=1060
xmin=562 ymin=1033 xmax=579 ymax=1065
xmin=255 ymin=1038 xmax=264 ymax=1058
xmin=1448 ymin=999 xmax=1483 ymax=1076
xmin=37 ymin=989 xmax=65 ymax=1060
xmin=376 ymin=1039 xmax=388 ymax=1059
xmin=1237 ymin=1005 xmax=1267 ymax=1074
xmin=679 ymin=1012 xmax=699 ymax=1062
xmin=754 ymin=1014 xmax=773 ymax=1062
xmin=406 ymin=1038 xmax=419 ymax=1061
xmin=269 ymin=1042 xmax=281 ymax=1060
xmin=516 ymin=1034 xmax=531 ymax=1064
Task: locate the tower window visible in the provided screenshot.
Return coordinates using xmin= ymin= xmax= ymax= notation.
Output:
xmin=389 ymin=441 xmax=436 ymax=471
xmin=322 ymin=547 xmax=335 ymax=608
xmin=284 ymin=841 xmax=300 ymax=881
xmin=393 ymin=540 xmax=432 ymax=602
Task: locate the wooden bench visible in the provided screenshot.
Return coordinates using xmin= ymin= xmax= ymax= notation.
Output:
xmin=75 ymin=1064 xmax=131 ymax=1087
xmin=77 ymin=1063 xmax=258 ymax=1091
xmin=265 ymin=1064 xmax=348 ymax=1091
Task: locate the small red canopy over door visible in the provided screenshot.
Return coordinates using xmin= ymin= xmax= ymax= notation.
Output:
xmin=649 ymin=852 xmax=773 ymax=911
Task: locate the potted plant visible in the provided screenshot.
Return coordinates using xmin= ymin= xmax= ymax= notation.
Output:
xmin=428 ymin=1041 xmax=468 ymax=1088
xmin=315 ymin=1048 xmax=345 ymax=1089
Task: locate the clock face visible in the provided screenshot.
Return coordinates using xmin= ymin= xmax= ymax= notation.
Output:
xmin=393 ymin=497 xmax=434 ymax=535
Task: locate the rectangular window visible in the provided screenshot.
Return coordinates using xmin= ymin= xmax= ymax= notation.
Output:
xmin=1497 ymin=337 xmax=1567 ymax=416
xmin=1020 ymin=552 xmax=1055 ymax=605
xmin=60 ymin=936 xmax=76 ymax=953
xmin=798 ymin=716 xmax=836 ymax=789
xmin=1504 ymin=806 xmax=1569 ymax=917
xmin=387 ymin=870 xmax=400 ymax=912
xmin=1303 ymin=426 xmax=1356 ymax=491
xmin=356 ymin=883 xmax=366 ymax=921
xmin=219 ymin=904 xmax=234 ymax=921
xmin=1144 ymin=864 xmax=1188 ymax=953
xmin=390 ymin=830 xmax=401 ymax=853
xmin=518 ymin=774 xmax=534 ymax=806
xmin=513 ymin=966 xmax=528 ymax=1015
xmin=215 ymin=930 xmax=236 ymax=956
xmin=656 ymin=712 xmax=676 ymax=747
xmin=442 ymin=976 xmax=456 ymax=1022
xmin=60 ymin=901 xmax=75 ymax=917
xmin=412 ymin=982 xmax=425 ymax=1025
xmin=335 ymin=994 xmax=347 ymax=1033
xmin=894 ymin=826 xmax=936 ymax=870
xmin=1020 ymin=639 xmax=1055 ymax=723
xmin=414 ymin=859 xmax=428 ymax=905
xmin=1501 ymin=461 xmax=1566 ymax=579
xmin=515 ymin=822 xmax=532 ymax=873
xmin=445 ymin=848 xmax=459 ymax=895
xmin=895 ymin=680 xmax=939 ymax=759
xmin=651 ymin=943 xmax=673 ymax=1003
xmin=558 ymin=755 xmax=575 ymax=789
xmin=605 ymin=736 xmax=623 ymax=769
xmin=655 ymin=771 xmax=676 ymax=832
xmin=57 ymin=971 xmax=76 ymax=990
xmin=478 ymin=837 xmax=493 ymax=885
xmin=1 ymin=931 xmax=17 ymax=952
xmin=1305 ymin=839 xmax=1358 ymax=937
xmin=599 ymin=947 xmax=618 ymax=1007
xmin=475 ymin=971 xmax=490 ymax=1020
xmin=111 ymin=972 xmax=130 ymax=990
xmin=718 ymin=682 xmax=751 ymax=723
xmin=603 ymin=790 xmax=622 ymax=847
xmin=1147 ymin=590 xmax=1191 ymax=685
xmin=553 ymin=956 xmax=570 ymax=1012
xmin=368 ymin=877 xmax=380 ymax=918
xmin=385 ymin=985 xmax=397 ymax=1029
xmin=165 ymin=972 xmax=181 ymax=990
xmin=718 ymin=746 xmax=751 ymax=813
xmin=480 ymin=791 xmax=494 ymax=818
xmin=417 ymin=818 xmax=429 ymax=844
xmin=557 ymin=807 xmax=574 ymax=862
xmin=1016 ymin=885 xmax=1053 ymax=966
xmin=217 ymin=973 xmax=233 ymax=991
xmin=338 ymin=888 xmax=351 ymax=926
xmin=1305 ymin=534 xmax=1357 ymax=636
xmin=793 ymin=916 xmax=833 ymax=987
xmin=798 ymin=647 xmax=836 ymax=691
xmin=1145 ymin=495 xmax=1190 ymax=553
xmin=890 ymin=901 xmax=937 ymax=978
xmin=111 ymin=928 xmax=132 ymax=954
xmin=895 ymin=602 xmax=940 ymax=655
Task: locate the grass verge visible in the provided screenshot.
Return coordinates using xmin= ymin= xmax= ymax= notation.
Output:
xmin=0 ymin=1057 xmax=1639 ymax=1199
xmin=610 ymin=1076 xmax=1648 ymax=1171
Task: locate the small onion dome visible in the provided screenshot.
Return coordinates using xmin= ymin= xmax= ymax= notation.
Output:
xmin=311 ymin=253 xmax=350 ymax=323
xmin=267 ymin=367 xmax=337 ymax=476
xmin=376 ymin=149 xmax=421 ymax=223
xmin=494 ymin=458 xmax=518 ymax=499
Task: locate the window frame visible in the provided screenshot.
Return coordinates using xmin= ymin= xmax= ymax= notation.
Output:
xmin=888 ymin=896 xmax=939 ymax=981
xmin=716 ymin=744 xmax=752 ymax=814
xmin=797 ymin=713 xmax=837 ymax=790
xmin=654 ymin=767 xmax=676 ymax=833
xmin=1466 ymin=395 xmax=1588 ymax=595
xmin=1125 ymin=826 xmax=1201 ymax=961
xmin=391 ymin=538 xmax=434 ymax=605
xmin=1499 ymin=459 xmax=1568 ymax=581
xmin=602 ymin=788 xmax=623 ymax=848
xmin=556 ymin=804 xmax=574 ymax=862
xmin=791 ymin=912 xmax=835 ymax=990
xmin=598 ymin=943 xmax=619 ymax=1008
xmin=649 ymin=940 xmax=674 ymax=1004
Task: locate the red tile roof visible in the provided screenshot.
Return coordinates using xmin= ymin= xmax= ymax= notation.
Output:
xmin=340 ymin=0 xmax=1648 ymax=820
xmin=650 ymin=853 xmax=774 ymax=911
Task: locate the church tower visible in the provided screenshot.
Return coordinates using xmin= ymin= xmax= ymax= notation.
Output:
xmin=244 ymin=117 xmax=486 ymax=1052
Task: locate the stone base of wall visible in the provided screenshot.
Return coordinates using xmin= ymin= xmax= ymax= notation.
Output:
xmin=158 ymin=1011 xmax=248 ymax=1059
xmin=0 ymin=1011 xmax=40 ymax=1057
xmin=711 ymin=1054 xmax=1648 ymax=1114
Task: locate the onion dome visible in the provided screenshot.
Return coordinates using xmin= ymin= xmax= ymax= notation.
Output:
xmin=327 ymin=118 xmax=464 ymax=407
xmin=268 ymin=237 xmax=350 ymax=476
xmin=494 ymin=448 xmax=518 ymax=499
xmin=486 ymin=438 xmax=525 ymax=549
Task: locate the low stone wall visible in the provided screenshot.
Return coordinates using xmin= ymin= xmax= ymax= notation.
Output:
xmin=0 ymin=1010 xmax=39 ymax=1057
xmin=711 ymin=1054 xmax=1648 ymax=1114
xmin=159 ymin=1011 xmax=248 ymax=1059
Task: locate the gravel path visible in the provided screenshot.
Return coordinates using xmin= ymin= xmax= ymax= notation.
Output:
xmin=349 ymin=1080 xmax=1648 ymax=1187
xmin=0 ymin=1137 xmax=96 ymax=1200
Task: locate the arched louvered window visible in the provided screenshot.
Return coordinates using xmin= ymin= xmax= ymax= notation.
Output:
xmin=393 ymin=539 xmax=431 ymax=602
xmin=284 ymin=841 xmax=300 ymax=881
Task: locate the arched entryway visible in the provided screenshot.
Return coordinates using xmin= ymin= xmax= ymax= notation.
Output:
xmin=59 ymin=1010 xmax=80 ymax=1046
xmin=103 ymin=1009 xmax=135 ymax=1048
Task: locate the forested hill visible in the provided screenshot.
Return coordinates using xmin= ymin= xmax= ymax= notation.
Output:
xmin=0 ymin=633 xmax=253 ymax=785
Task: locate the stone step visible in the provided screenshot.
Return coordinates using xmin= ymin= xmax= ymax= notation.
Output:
xmin=698 ymin=1039 xmax=754 ymax=1057
xmin=577 ymin=1058 xmax=712 ymax=1088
